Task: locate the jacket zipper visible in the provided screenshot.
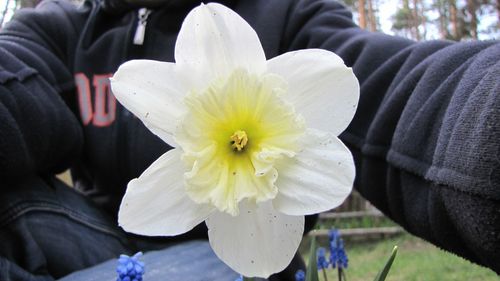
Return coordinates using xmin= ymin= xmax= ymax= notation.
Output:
xmin=133 ymin=8 xmax=152 ymax=45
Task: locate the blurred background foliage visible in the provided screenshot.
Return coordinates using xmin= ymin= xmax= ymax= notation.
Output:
xmin=339 ymin=0 xmax=500 ymax=40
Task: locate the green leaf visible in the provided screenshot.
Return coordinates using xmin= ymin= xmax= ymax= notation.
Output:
xmin=373 ymin=246 xmax=398 ymax=281
xmin=242 ymin=277 xmax=254 ymax=281
xmin=306 ymin=236 xmax=320 ymax=281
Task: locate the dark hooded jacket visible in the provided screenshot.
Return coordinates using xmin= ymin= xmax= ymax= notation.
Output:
xmin=0 ymin=0 xmax=499 ymax=274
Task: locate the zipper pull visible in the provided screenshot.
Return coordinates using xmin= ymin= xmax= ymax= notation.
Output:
xmin=133 ymin=8 xmax=152 ymax=45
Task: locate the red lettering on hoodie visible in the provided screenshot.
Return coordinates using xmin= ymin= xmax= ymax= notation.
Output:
xmin=74 ymin=73 xmax=116 ymax=127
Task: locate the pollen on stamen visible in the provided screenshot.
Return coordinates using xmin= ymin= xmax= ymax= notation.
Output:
xmin=230 ymin=130 xmax=248 ymax=151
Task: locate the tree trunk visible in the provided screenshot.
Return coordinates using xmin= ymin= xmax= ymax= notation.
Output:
xmin=449 ymin=0 xmax=459 ymax=40
xmin=496 ymin=0 xmax=500 ymax=29
xmin=412 ymin=0 xmax=421 ymax=40
xmin=367 ymin=0 xmax=377 ymax=31
xmin=420 ymin=0 xmax=427 ymax=39
xmin=437 ymin=0 xmax=449 ymax=39
xmin=358 ymin=0 xmax=367 ymax=29
xmin=19 ymin=0 xmax=42 ymax=8
xmin=466 ymin=0 xmax=478 ymax=39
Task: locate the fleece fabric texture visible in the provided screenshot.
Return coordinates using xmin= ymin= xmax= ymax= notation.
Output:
xmin=0 ymin=0 xmax=498 ymax=274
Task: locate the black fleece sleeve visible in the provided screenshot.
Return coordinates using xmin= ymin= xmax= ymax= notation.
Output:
xmin=283 ymin=0 xmax=500 ymax=273
xmin=0 ymin=0 xmax=86 ymax=180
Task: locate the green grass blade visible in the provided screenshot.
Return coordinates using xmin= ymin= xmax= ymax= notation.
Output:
xmin=306 ymin=236 xmax=319 ymax=281
xmin=373 ymin=246 xmax=398 ymax=281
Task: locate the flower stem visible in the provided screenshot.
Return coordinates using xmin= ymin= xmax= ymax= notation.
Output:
xmin=322 ymin=268 xmax=329 ymax=281
xmin=338 ymin=268 xmax=346 ymax=281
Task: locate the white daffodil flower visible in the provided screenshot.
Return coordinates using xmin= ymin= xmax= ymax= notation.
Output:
xmin=110 ymin=3 xmax=359 ymax=278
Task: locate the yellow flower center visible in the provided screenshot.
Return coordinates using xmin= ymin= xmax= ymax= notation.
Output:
xmin=176 ymin=69 xmax=305 ymax=215
xmin=230 ymin=130 xmax=248 ymax=151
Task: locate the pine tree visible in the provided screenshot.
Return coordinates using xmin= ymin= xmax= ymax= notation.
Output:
xmin=358 ymin=0 xmax=367 ymax=29
xmin=367 ymin=0 xmax=378 ymax=31
xmin=466 ymin=0 xmax=479 ymax=39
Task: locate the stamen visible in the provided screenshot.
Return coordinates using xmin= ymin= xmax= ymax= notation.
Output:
xmin=230 ymin=130 xmax=248 ymax=151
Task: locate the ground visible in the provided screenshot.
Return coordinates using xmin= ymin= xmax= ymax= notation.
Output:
xmin=301 ymin=233 xmax=498 ymax=281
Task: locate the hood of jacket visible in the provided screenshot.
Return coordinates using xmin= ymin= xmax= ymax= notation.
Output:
xmin=102 ymin=0 xmax=213 ymax=14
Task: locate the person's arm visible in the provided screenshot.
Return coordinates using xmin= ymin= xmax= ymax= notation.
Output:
xmin=0 ymin=0 xmax=87 ymax=180
xmin=282 ymin=0 xmax=500 ymax=273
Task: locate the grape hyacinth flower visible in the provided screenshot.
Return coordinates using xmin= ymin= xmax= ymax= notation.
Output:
xmin=295 ymin=269 xmax=305 ymax=281
xmin=317 ymin=247 xmax=329 ymax=270
xmin=329 ymin=229 xmax=348 ymax=269
xmin=116 ymin=252 xmax=145 ymax=281
xmin=111 ymin=2 xmax=358 ymax=278
xmin=317 ymin=247 xmax=330 ymax=281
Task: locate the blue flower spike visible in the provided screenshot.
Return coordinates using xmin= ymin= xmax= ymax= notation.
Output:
xmin=295 ymin=269 xmax=305 ymax=281
xmin=329 ymin=228 xmax=348 ymax=269
xmin=328 ymin=229 xmax=340 ymax=244
xmin=337 ymin=240 xmax=348 ymax=269
xmin=317 ymin=247 xmax=329 ymax=270
xmin=116 ymin=252 xmax=145 ymax=281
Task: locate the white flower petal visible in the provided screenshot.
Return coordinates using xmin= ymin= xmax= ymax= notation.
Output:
xmin=205 ymin=201 xmax=304 ymax=278
xmin=267 ymin=49 xmax=359 ymax=135
xmin=175 ymin=3 xmax=266 ymax=91
xmin=111 ymin=60 xmax=186 ymax=146
xmin=273 ymin=129 xmax=355 ymax=216
xmin=118 ymin=148 xmax=213 ymax=236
